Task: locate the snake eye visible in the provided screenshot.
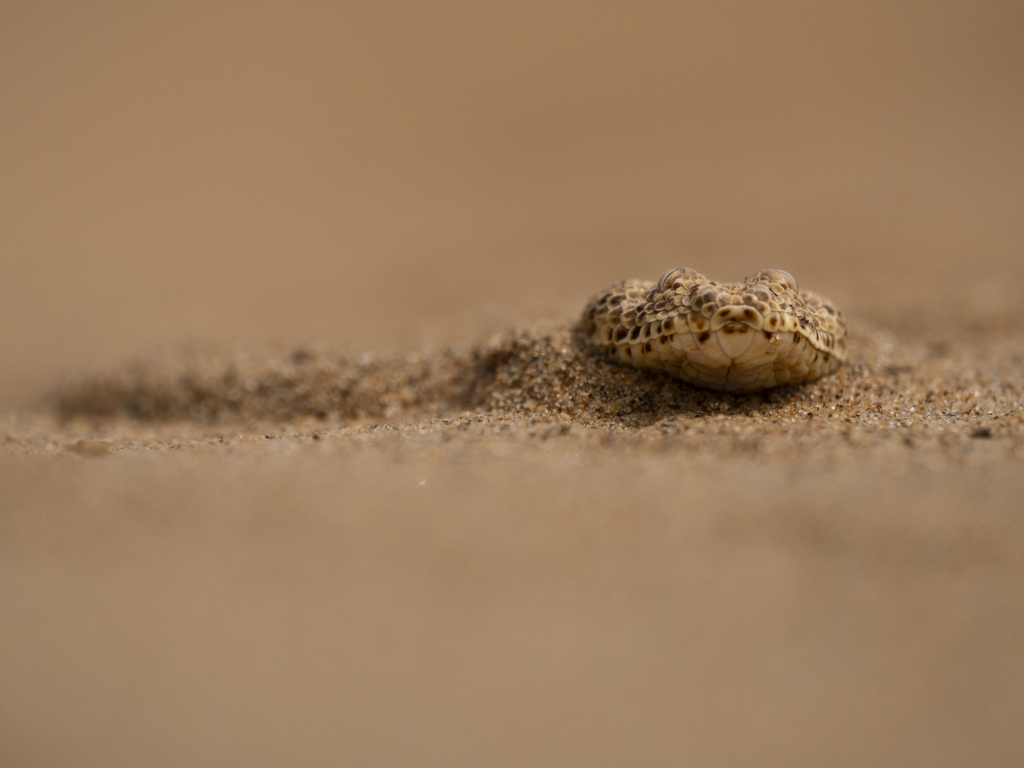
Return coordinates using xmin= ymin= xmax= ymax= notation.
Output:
xmin=656 ymin=268 xmax=683 ymax=292
xmin=771 ymin=269 xmax=798 ymax=292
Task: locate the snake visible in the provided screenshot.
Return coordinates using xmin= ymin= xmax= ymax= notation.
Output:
xmin=580 ymin=267 xmax=847 ymax=392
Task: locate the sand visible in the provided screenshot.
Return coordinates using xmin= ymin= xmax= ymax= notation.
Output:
xmin=3 ymin=2 xmax=1024 ymax=766
xmin=4 ymin=319 xmax=1024 ymax=767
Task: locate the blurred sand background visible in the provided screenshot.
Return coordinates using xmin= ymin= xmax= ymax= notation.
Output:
xmin=2 ymin=1 xmax=1024 ymax=766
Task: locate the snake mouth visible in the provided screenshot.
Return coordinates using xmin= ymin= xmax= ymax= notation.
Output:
xmin=708 ymin=306 xmax=764 ymax=360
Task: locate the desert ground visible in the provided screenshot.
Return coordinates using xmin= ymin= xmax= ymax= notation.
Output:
xmin=2 ymin=2 xmax=1024 ymax=766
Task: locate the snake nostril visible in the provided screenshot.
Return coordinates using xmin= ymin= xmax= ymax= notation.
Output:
xmin=709 ymin=304 xmax=764 ymax=332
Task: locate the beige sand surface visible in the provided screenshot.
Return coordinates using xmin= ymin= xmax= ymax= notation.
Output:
xmin=3 ymin=2 xmax=1024 ymax=766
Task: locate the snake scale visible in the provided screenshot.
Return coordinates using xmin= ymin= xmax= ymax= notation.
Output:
xmin=580 ymin=268 xmax=847 ymax=392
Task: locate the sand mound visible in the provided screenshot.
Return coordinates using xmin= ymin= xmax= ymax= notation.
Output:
xmin=49 ymin=323 xmax=1024 ymax=453
xmin=50 ymin=323 xmax=845 ymax=423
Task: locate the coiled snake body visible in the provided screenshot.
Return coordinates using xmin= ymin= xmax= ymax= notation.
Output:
xmin=580 ymin=268 xmax=847 ymax=392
